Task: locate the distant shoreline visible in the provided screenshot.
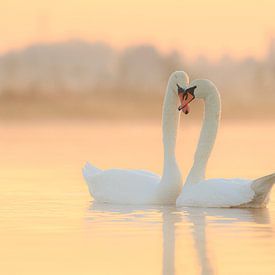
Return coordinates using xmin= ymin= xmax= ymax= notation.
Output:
xmin=1 ymin=94 xmax=275 ymax=121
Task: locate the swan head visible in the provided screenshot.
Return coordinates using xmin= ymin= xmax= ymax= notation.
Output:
xmin=178 ymin=79 xmax=218 ymax=113
xmin=168 ymin=71 xmax=190 ymax=114
xmin=190 ymin=79 xmax=217 ymax=99
xmin=177 ymin=85 xmax=196 ymax=114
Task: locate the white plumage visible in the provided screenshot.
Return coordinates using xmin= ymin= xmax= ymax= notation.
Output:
xmin=83 ymin=163 xmax=160 ymax=204
xmin=83 ymin=73 xmax=275 ymax=207
xmin=176 ymin=79 xmax=275 ymax=208
xmin=179 ymin=178 xmax=254 ymax=207
xmin=83 ymin=71 xmax=189 ymax=204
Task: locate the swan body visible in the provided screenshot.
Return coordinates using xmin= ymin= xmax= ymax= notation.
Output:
xmin=176 ymin=79 xmax=275 ymax=208
xmin=83 ymin=71 xmax=189 ymax=204
xmin=178 ymin=175 xmax=275 ymax=208
xmin=179 ymin=178 xmax=253 ymax=208
xmin=83 ymin=163 xmax=161 ymax=204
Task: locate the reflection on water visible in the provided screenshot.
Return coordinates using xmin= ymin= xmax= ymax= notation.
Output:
xmin=0 ymin=121 xmax=275 ymax=274
xmin=86 ymin=203 xmax=274 ymax=275
xmin=185 ymin=207 xmax=272 ymax=275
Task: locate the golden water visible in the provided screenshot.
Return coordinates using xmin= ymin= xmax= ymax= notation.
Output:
xmin=0 ymin=120 xmax=275 ymax=275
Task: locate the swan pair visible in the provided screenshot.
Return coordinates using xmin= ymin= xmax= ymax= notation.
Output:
xmin=83 ymin=71 xmax=275 ymax=207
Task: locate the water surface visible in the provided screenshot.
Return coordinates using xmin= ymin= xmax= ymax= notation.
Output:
xmin=0 ymin=120 xmax=275 ymax=274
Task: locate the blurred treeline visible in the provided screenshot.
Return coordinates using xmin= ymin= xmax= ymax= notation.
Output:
xmin=0 ymin=40 xmax=274 ymax=120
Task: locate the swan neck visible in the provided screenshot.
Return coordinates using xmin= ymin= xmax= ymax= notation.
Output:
xmin=158 ymin=83 xmax=182 ymax=198
xmin=157 ymin=75 xmax=187 ymax=203
xmin=162 ymin=85 xmax=180 ymax=163
xmin=186 ymin=90 xmax=220 ymax=185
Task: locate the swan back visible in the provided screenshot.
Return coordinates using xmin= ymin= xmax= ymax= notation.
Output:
xmin=177 ymin=178 xmax=254 ymax=207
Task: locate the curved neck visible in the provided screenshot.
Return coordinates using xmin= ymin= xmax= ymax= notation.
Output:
xmin=162 ymin=85 xmax=180 ymax=165
xmin=185 ymin=89 xmax=221 ymax=185
xmin=158 ymin=83 xmax=182 ymax=194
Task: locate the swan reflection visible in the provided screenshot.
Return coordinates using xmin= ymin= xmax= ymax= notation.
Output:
xmin=87 ymin=203 xmax=272 ymax=275
xmin=182 ymin=207 xmax=271 ymax=275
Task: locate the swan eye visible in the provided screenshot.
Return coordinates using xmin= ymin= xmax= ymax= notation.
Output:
xmin=185 ymin=85 xmax=197 ymax=97
xmin=177 ymin=84 xmax=185 ymax=94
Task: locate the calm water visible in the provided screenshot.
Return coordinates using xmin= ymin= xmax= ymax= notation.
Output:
xmin=0 ymin=120 xmax=275 ymax=275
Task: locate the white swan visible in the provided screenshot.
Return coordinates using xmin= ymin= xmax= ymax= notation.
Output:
xmin=176 ymin=79 xmax=275 ymax=208
xmin=83 ymin=71 xmax=189 ymax=204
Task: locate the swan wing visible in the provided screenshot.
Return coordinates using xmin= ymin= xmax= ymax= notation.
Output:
xmin=83 ymin=166 xmax=160 ymax=204
xmin=239 ymin=173 xmax=275 ymax=208
xmin=83 ymin=162 xmax=102 ymax=181
xmin=177 ymin=178 xmax=255 ymax=207
xmin=131 ymin=169 xmax=160 ymax=178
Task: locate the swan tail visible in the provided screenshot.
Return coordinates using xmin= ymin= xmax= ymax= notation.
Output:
xmin=82 ymin=162 xmax=102 ymax=183
xmin=242 ymin=173 xmax=275 ymax=208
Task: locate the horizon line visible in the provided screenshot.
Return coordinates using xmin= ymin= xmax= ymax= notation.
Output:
xmin=1 ymin=37 xmax=275 ymax=63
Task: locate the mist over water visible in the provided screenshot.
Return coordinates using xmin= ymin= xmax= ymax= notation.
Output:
xmin=1 ymin=36 xmax=275 ymax=275
xmin=1 ymin=0 xmax=275 ymax=273
xmin=1 ymin=39 xmax=275 ymax=119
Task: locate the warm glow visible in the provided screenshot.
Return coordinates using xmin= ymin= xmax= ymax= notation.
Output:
xmin=1 ymin=121 xmax=275 ymax=274
xmin=1 ymin=0 xmax=275 ymax=59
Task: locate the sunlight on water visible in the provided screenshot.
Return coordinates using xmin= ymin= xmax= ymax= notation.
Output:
xmin=0 ymin=120 xmax=275 ymax=274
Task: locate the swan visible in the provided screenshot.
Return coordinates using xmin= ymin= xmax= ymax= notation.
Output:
xmin=83 ymin=71 xmax=189 ymax=204
xmin=176 ymin=79 xmax=275 ymax=208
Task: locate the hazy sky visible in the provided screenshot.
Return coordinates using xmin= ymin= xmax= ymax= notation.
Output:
xmin=1 ymin=0 xmax=275 ymax=60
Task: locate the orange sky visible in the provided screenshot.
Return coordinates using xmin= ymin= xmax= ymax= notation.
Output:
xmin=1 ymin=0 xmax=275 ymax=60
